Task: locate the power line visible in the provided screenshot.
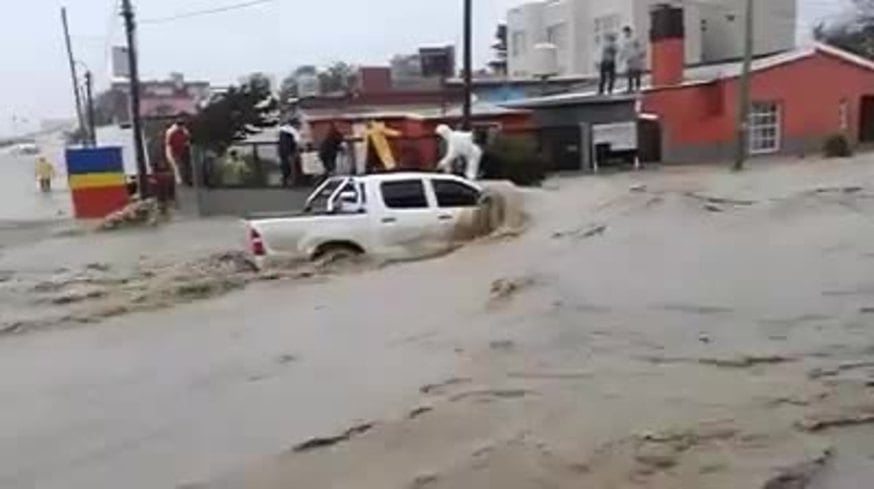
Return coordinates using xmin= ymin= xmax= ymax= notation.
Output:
xmin=139 ymin=0 xmax=275 ymax=25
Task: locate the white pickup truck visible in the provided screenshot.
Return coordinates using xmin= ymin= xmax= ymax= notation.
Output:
xmin=246 ymin=172 xmax=490 ymax=266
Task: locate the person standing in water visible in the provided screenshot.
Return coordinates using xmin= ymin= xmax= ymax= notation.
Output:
xmin=35 ymin=155 xmax=55 ymax=192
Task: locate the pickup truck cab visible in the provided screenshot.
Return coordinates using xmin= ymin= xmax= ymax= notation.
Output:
xmin=246 ymin=172 xmax=486 ymax=266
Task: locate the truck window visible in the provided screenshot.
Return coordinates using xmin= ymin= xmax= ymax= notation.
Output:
xmin=381 ymin=180 xmax=429 ymax=209
xmin=307 ymin=179 xmax=344 ymax=213
xmin=333 ymin=181 xmax=364 ymax=214
xmin=433 ymin=179 xmax=481 ymax=208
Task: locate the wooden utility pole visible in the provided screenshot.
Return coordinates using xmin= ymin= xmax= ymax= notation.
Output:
xmin=462 ymin=0 xmax=473 ymax=131
xmin=121 ymin=0 xmax=150 ymax=197
xmin=61 ymin=7 xmax=86 ymax=141
xmin=733 ymin=0 xmax=754 ymax=171
xmin=84 ymin=71 xmax=97 ymax=146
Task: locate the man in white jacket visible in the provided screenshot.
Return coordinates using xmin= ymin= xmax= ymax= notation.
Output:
xmin=435 ymin=124 xmax=482 ymax=181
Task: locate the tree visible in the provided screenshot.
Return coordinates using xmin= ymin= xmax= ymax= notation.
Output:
xmin=189 ymin=73 xmax=278 ymax=151
xmin=488 ymin=24 xmax=508 ymax=76
xmin=90 ymin=87 xmax=130 ymax=126
xmin=279 ymin=65 xmax=320 ymax=106
xmin=815 ymin=0 xmax=874 ymax=59
xmin=318 ymin=62 xmax=358 ymax=94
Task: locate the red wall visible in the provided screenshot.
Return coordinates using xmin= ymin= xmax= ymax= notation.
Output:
xmin=642 ymin=51 xmax=874 ymax=156
xmin=308 ymin=112 xmax=533 ymax=170
xmin=651 ymin=39 xmax=685 ymax=87
xmin=357 ymin=67 xmax=393 ymax=94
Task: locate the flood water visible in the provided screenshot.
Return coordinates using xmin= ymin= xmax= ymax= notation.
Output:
xmin=0 ymin=149 xmax=71 ymax=225
xmin=1 ymin=156 xmax=874 ymax=488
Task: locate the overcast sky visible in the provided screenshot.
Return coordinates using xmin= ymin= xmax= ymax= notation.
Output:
xmin=0 ymin=0 xmax=850 ymax=136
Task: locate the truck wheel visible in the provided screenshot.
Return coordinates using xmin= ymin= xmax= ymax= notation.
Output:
xmin=313 ymin=243 xmax=363 ymax=266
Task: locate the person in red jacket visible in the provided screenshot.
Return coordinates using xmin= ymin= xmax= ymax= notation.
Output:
xmin=164 ymin=117 xmax=191 ymax=184
xmin=155 ymin=117 xmax=190 ymax=212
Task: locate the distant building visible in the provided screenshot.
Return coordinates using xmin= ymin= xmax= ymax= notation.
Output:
xmin=105 ymin=73 xmax=211 ymax=124
xmin=502 ymin=4 xmax=874 ymax=169
xmin=506 ymin=0 xmax=798 ymax=77
xmin=390 ymin=53 xmax=427 ymax=88
xmin=390 ymin=45 xmax=456 ymax=90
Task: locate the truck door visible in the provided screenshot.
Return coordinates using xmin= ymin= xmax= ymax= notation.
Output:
xmin=377 ymin=178 xmax=446 ymax=258
xmin=430 ymin=177 xmax=483 ymax=244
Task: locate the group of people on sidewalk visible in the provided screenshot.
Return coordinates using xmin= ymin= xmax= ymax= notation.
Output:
xmin=598 ymin=26 xmax=646 ymax=96
xmin=277 ymin=118 xmax=346 ymax=188
xmin=276 ymin=118 xmax=404 ymax=187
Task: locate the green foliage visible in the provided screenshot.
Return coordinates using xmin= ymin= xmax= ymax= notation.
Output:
xmin=823 ymin=133 xmax=853 ymax=158
xmin=482 ymin=134 xmax=546 ymax=186
xmin=189 ymin=74 xmax=278 ymax=152
xmin=318 ymin=62 xmax=358 ymax=94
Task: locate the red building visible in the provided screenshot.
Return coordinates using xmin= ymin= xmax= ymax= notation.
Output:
xmin=642 ymin=5 xmax=874 ymax=164
xmin=306 ymin=105 xmax=532 ymax=170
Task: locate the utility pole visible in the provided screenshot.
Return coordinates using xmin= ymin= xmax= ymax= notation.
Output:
xmin=121 ymin=0 xmax=149 ymax=197
xmin=733 ymin=0 xmax=754 ymax=171
xmin=461 ymin=0 xmax=473 ymax=131
xmin=61 ymin=7 xmax=86 ymax=142
xmin=84 ymin=71 xmax=97 ymax=146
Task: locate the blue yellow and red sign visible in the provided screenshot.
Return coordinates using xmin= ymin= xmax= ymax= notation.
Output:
xmin=66 ymin=147 xmax=130 ymax=219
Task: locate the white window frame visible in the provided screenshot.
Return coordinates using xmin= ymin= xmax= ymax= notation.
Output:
xmin=839 ymin=98 xmax=850 ymax=132
xmin=748 ymin=101 xmax=781 ymax=155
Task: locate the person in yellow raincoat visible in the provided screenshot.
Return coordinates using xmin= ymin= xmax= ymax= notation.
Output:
xmin=364 ymin=121 xmax=401 ymax=172
xmin=34 ymin=155 xmax=56 ymax=192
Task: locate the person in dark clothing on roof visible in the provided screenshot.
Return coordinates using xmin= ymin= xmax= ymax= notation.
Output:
xmin=622 ymin=26 xmax=645 ymax=93
xmin=599 ymin=32 xmax=619 ymax=95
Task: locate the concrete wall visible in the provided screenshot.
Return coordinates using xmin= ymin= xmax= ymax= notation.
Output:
xmin=699 ymin=0 xmax=797 ymax=62
xmin=543 ymin=0 xmax=573 ymax=75
xmin=508 ymin=2 xmax=547 ymax=77
xmin=193 ymin=188 xmax=310 ymax=218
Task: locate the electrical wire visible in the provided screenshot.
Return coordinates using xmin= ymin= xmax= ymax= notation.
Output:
xmin=139 ymin=0 xmax=275 ymax=25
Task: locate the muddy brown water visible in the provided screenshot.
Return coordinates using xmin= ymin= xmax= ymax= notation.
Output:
xmin=3 ymin=158 xmax=874 ymax=488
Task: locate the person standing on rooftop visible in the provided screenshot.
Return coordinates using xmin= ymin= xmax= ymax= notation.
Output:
xmin=599 ymin=32 xmax=619 ymax=95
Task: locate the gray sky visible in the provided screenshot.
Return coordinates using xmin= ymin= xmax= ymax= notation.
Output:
xmin=0 ymin=0 xmax=850 ymax=136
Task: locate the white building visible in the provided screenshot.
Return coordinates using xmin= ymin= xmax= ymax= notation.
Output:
xmin=507 ymin=0 xmax=797 ymax=77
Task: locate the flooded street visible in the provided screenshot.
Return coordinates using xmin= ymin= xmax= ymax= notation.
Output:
xmin=2 ymin=156 xmax=874 ymax=488
xmin=0 ymin=142 xmax=72 ymax=225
